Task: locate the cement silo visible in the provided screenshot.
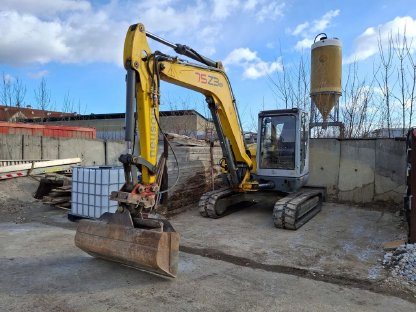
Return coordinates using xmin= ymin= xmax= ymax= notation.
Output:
xmin=310 ymin=34 xmax=342 ymax=122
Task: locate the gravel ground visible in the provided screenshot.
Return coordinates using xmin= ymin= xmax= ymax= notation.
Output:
xmin=384 ymin=244 xmax=416 ymax=285
xmin=1 ymin=177 xmax=416 ymax=310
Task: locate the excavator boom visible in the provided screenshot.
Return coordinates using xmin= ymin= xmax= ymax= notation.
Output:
xmin=75 ymin=23 xmax=254 ymax=278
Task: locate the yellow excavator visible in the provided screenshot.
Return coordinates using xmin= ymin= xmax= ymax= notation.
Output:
xmin=75 ymin=23 xmax=326 ymax=278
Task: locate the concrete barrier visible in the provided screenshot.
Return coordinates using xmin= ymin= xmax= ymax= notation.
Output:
xmin=0 ymin=134 xmax=22 ymax=159
xmin=307 ymin=138 xmax=405 ymax=204
xmin=59 ymin=138 xmax=105 ymax=166
xmin=374 ymin=139 xmax=406 ymax=202
xmin=308 ymin=139 xmax=340 ymax=200
xmin=23 ymin=135 xmax=41 ymax=160
xmin=41 ymin=137 xmax=59 ymax=159
xmin=0 ymin=133 xmax=407 ymax=205
xmin=338 ymin=140 xmax=376 ymax=203
xmin=105 ymin=141 xmax=125 ymax=166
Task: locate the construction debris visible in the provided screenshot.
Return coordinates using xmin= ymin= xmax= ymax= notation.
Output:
xmin=35 ymin=174 xmax=72 ymax=210
xmin=383 ymin=239 xmax=408 ymax=251
xmin=166 ymin=133 xmax=210 ymax=147
xmin=383 ymin=244 xmax=416 ymax=284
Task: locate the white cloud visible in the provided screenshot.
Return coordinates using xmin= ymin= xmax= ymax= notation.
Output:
xmin=292 ymin=9 xmax=340 ymax=37
xmin=27 ymin=70 xmax=49 ymax=79
xmin=256 ymin=1 xmax=285 ymax=22
xmin=224 ymin=48 xmax=282 ymax=79
xmin=224 ymin=48 xmax=259 ymax=64
xmin=232 ymin=0 xmax=286 ymax=22
xmin=2 ymin=74 xmax=15 ymax=83
xmin=311 ymin=9 xmax=340 ymax=34
xmin=244 ymin=60 xmax=282 ymax=79
xmin=266 ymin=42 xmax=275 ymax=49
xmin=0 ymin=1 xmax=209 ymax=66
xmin=346 ymin=16 xmax=416 ymax=63
xmin=0 ymin=11 xmax=69 ymax=65
xmin=0 ymin=0 xmax=285 ymax=67
xmin=292 ymin=22 xmax=309 ymax=36
xmin=291 ymin=9 xmax=340 ymax=50
xmin=212 ymin=0 xmax=239 ymax=20
xmin=294 ymin=38 xmax=314 ymax=51
xmin=243 ymin=0 xmax=258 ymax=11
xmin=1 ymin=0 xmax=90 ymax=16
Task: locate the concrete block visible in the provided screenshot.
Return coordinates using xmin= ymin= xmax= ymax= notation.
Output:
xmin=22 ymin=135 xmax=41 ymax=159
xmin=374 ymin=139 xmax=406 ymax=203
xmin=105 ymin=140 xmax=125 ymax=165
xmin=338 ymin=140 xmax=376 ymax=203
xmin=307 ymin=139 xmax=340 ymax=199
xmin=41 ymin=137 xmax=59 ymax=160
xmin=0 ymin=134 xmax=22 ymax=159
xmin=59 ymin=138 xmax=105 ymax=166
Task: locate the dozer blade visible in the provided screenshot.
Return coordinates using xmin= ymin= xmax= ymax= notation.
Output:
xmin=74 ymin=210 xmax=179 ymax=278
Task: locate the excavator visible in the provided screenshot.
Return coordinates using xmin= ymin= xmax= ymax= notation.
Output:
xmin=75 ymin=23 xmax=325 ymax=278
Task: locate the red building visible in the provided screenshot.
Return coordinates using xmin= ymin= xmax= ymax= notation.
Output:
xmin=0 ymin=105 xmax=75 ymax=122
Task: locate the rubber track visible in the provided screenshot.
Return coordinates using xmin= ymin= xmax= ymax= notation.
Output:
xmin=273 ymin=189 xmax=322 ymax=230
xmin=198 ymin=188 xmax=234 ymax=218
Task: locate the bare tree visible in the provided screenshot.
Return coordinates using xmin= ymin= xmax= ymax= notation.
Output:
xmin=376 ymin=31 xmax=395 ymax=137
xmin=295 ymin=54 xmax=310 ymax=111
xmin=76 ymin=99 xmax=87 ymax=115
xmin=13 ymin=77 xmax=26 ymax=107
xmin=342 ymin=62 xmax=363 ymax=137
xmin=1 ymin=73 xmax=13 ymax=106
xmin=268 ymin=57 xmax=294 ymax=109
xmin=268 ymin=50 xmax=310 ymax=111
xmin=62 ymin=91 xmax=75 ymax=113
xmin=403 ymin=34 xmax=416 ymax=130
xmin=393 ymin=28 xmax=411 ymax=136
xmin=34 ymin=77 xmax=51 ymax=112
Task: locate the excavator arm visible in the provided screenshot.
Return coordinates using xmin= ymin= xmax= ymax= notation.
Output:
xmin=75 ymin=22 xmax=256 ymax=278
xmin=124 ymin=23 xmax=254 ymax=190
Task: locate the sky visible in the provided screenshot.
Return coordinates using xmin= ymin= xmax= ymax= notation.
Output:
xmin=1 ymin=0 xmax=416 ymax=129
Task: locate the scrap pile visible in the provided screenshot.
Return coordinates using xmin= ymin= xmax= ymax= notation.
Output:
xmin=383 ymin=243 xmax=416 ymax=284
xmin=34 ymin=173 xmax=72 ymax=210
xmin=164 ymin=134 xmax=223 ymax=215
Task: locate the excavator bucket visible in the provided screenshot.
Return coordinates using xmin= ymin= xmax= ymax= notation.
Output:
xmin=75 ymin=210 xmax=179 ymax=278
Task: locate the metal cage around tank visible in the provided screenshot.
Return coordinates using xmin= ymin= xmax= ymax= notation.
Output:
xmin=71 ymin=166 xmax=124 ymax=219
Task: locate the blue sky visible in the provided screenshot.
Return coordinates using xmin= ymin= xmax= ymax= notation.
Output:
xmin=1 ymin=0 xmax=416 ymax=129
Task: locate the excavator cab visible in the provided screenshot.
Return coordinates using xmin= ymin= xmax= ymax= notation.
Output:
xmin=254 ymin=108 xmax=309 ymax=193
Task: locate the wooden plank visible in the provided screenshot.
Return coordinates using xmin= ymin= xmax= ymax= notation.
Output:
xmin=48 ymin=191 xmax=70 ymax=197
xmin=50 ymin=188 xmax=71 ymax=193
xmin=55 ymin=186 xmax=72 ymax=190
xmin=383 ymin=239 xmax=407 ymax=251
xmin=0 ymin=158 xmax=81 ymax=174
xmin=43 ymin=196 xmax=71 ymax=204
xmin=55 ymin=205 xmax=70 ymax=210
xmin=57 ymin=202 xmax=71 ymax=208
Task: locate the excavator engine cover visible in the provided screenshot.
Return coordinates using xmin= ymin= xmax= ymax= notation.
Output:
xmin=75 ymin=210 xmax=179 ymax=278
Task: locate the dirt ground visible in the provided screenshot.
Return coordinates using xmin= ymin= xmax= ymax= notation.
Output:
xmin=0 ymin=177 xmax=415 ymax=311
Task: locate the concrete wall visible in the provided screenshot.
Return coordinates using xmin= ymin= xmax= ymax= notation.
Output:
xmin=0 ymin=134 xmax=22 ymax=159
xmin=0 ymin=134 xmax=119 ymax=166
xmin=0 ymin=133 xmax=407 ymax=204
xmin=307 ymin=138 xmax=406 ymax=204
